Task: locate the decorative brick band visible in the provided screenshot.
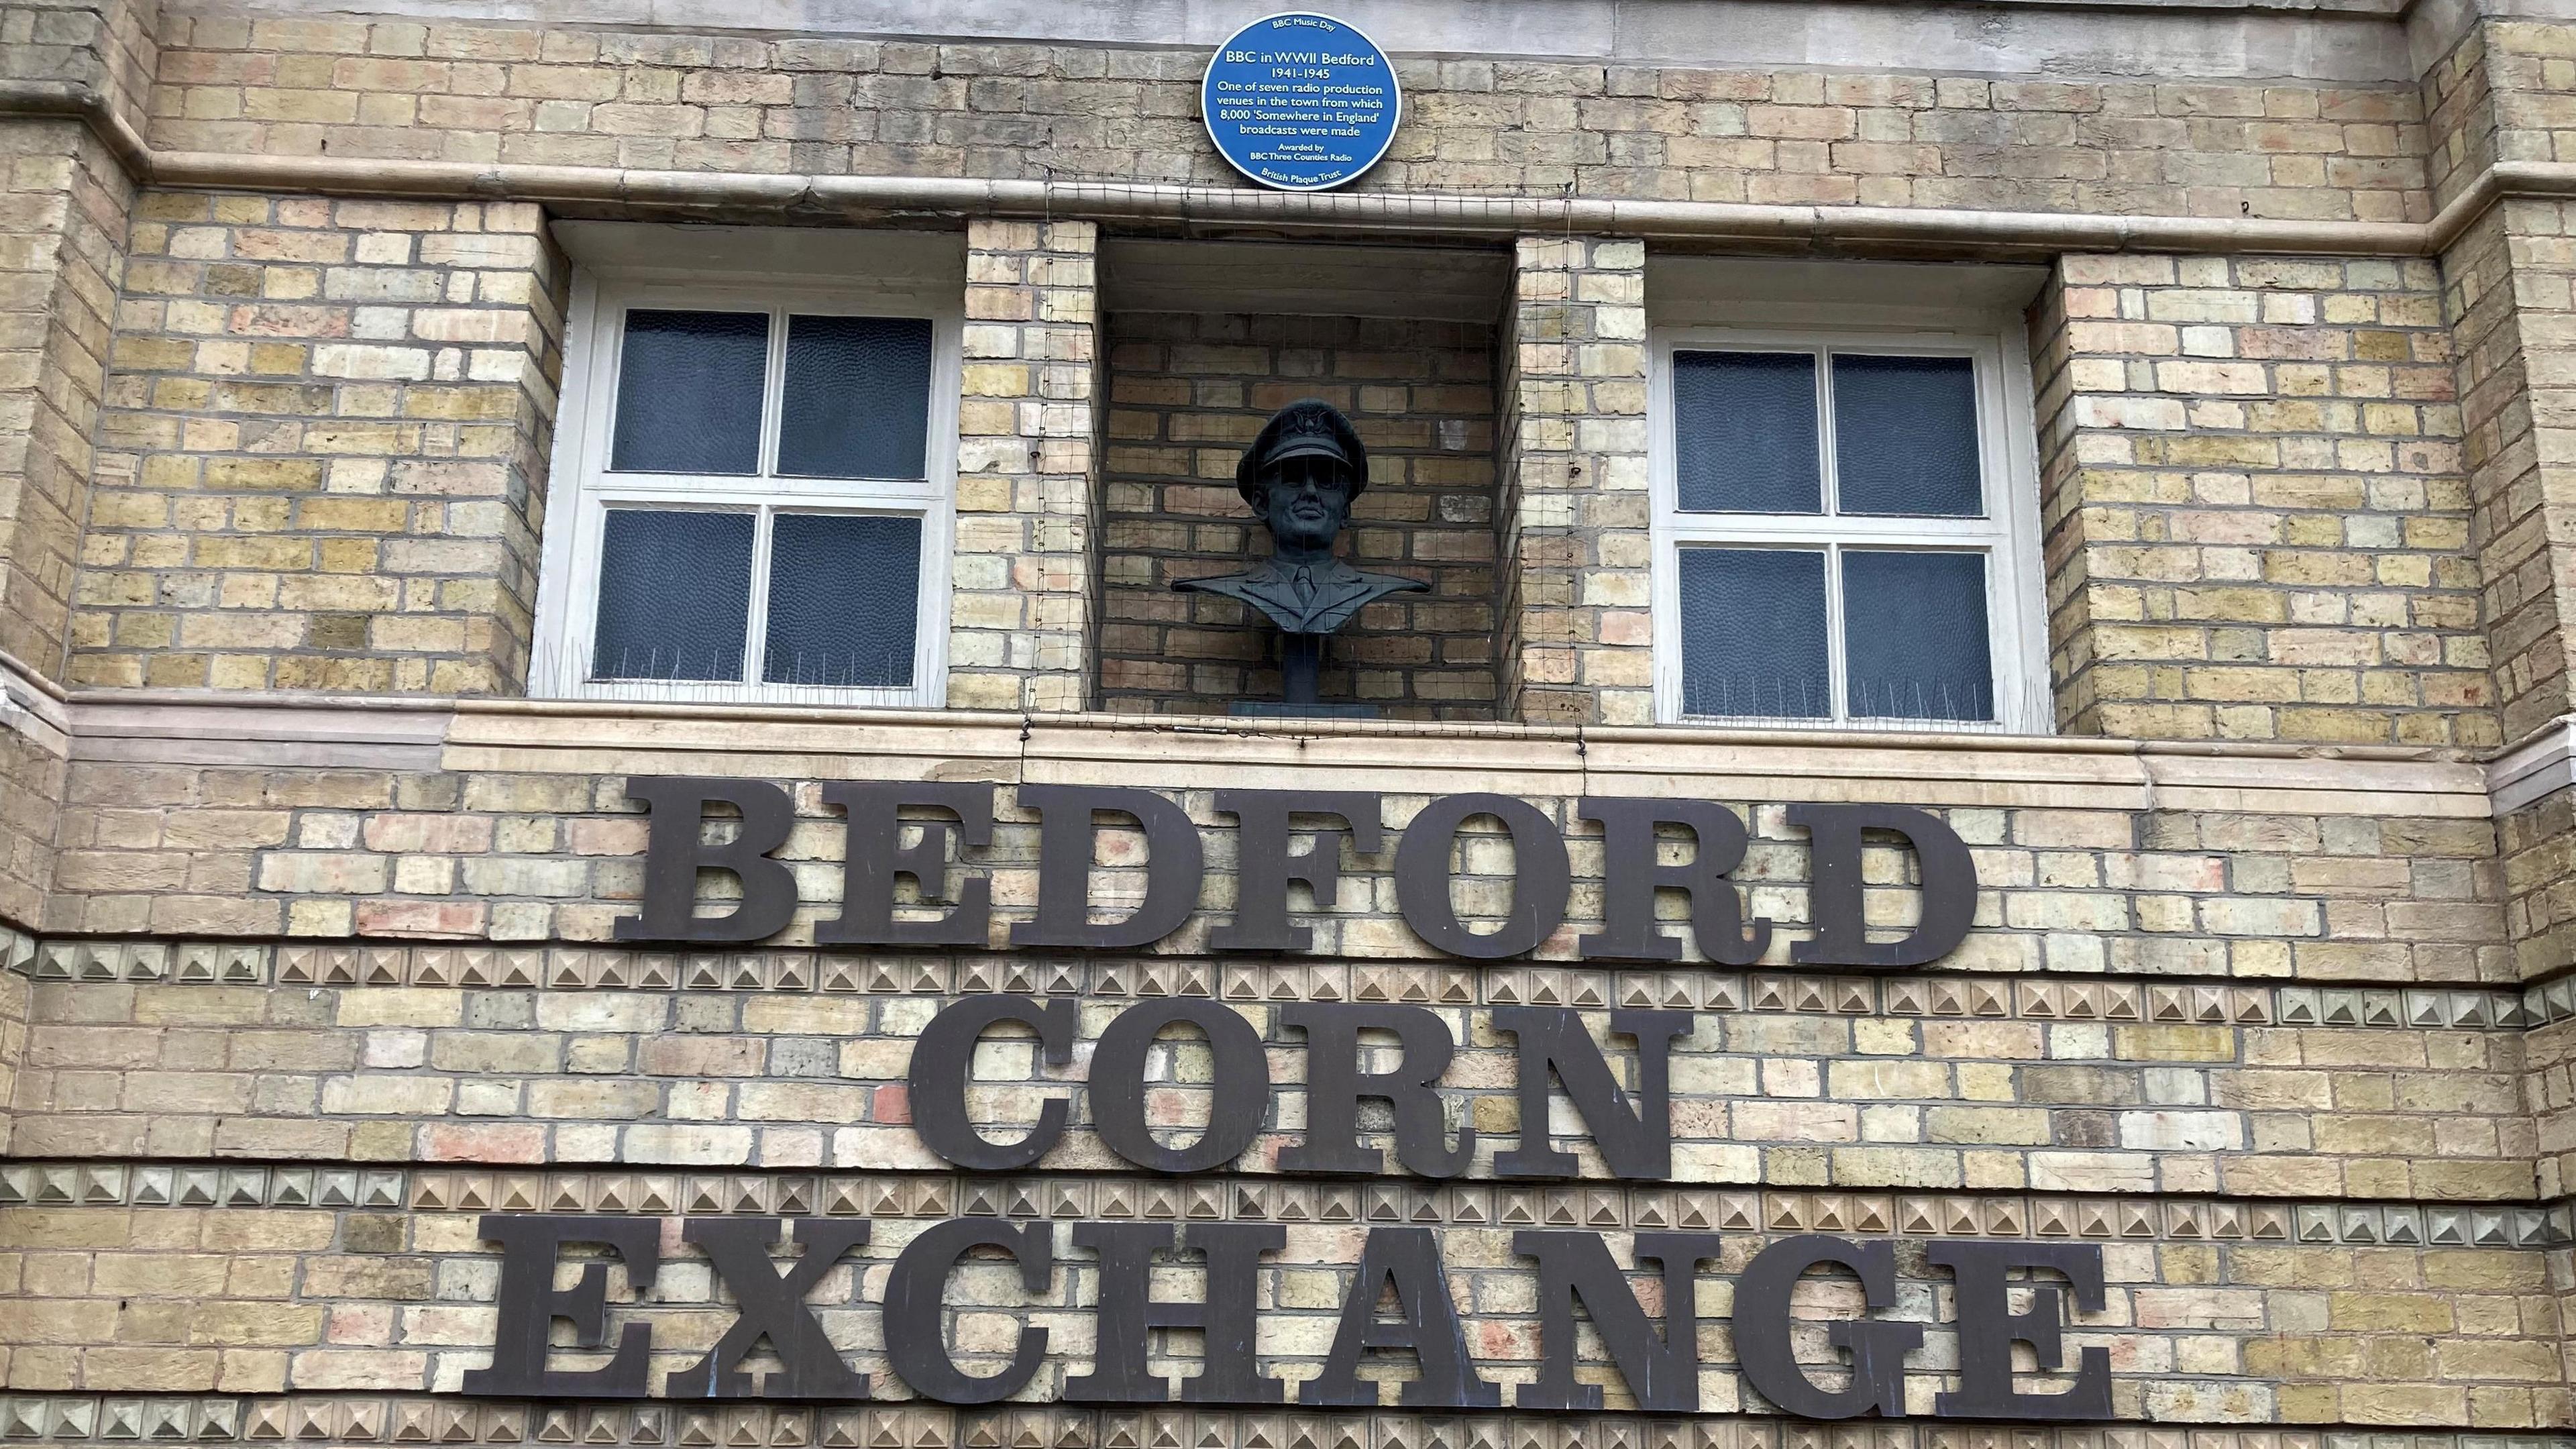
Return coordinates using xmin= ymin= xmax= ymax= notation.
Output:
xmin=5 ymin=936 xmax=2544 ymax=1031
xmin=0 ymin=1398 xmax=2559 ymax=1449
xmin=2 ymin=1161 xmax=2563 ymax=1250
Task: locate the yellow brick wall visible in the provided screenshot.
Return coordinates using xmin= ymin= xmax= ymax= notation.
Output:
xmin=1501 ymin=237 xmax=1650 ymax=726
xmin=950 ymin=218 xmax=1096 ymax=712
xmin=0 ymin=119 xmax=128 ymax=682
xmin=136 ymin=15 xmax=2428 ymax=222
xmin=2035 ymin=254 xmax=2489 ymax=745
xmin=76 ymin=195 xmax=563 ymax=694
xmin=6 ymin=5 xmax=2576 ymax=1438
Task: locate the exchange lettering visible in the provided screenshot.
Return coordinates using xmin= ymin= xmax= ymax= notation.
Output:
xmin=463 ymin=1216 xmax=2111 ymax=1419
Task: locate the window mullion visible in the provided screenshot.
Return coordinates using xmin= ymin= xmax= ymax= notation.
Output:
xmin=760 ymin=306 xmax=789 ymax=479
xmin=743 ymin=504 xmax=777 ymax=688
xmin=1814 ymin=344 xmax=1839 ymax=521
xmin=1823 ymin=543 xmax=1849 ymax=724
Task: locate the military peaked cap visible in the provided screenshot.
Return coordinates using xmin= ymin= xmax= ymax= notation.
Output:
xmin=1236 ymin=398 xmax=1369 ymax=507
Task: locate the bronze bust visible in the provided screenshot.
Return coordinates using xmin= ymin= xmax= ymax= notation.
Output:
xmin=1175 ymin=399 xmax=1428 ymax=708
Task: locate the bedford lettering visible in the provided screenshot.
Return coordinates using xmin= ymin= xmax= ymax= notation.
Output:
xmin=472 ymin=1216 xmax=2111 ymax=1417
xmin=614 ymin=778 xmax=1978 ymax=967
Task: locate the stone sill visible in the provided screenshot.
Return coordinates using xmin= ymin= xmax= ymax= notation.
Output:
xmin=44 ymin=688 xmax=2496 ymax=826
xmin=66 ymin=684 xmax=2478 ymax=759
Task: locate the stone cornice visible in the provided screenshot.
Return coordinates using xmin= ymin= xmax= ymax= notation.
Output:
xmin=2487 ymin=715 xmax=2576 ymax=817
xmin=0 ymin=1396 xmax=2554 ymax=1449
xmin=5 ymin=78 xmax=2573 ymax=262
xmin=3 ymin=934 xmax=2542 ymax=1030
xmin=3 ymin=1158 xmax=2566 ymax=1248
xmin=158 ymin=0 xmax=2424 ymax=82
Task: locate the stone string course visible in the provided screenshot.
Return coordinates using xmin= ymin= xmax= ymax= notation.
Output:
xmin=2 ymin=1161 xmax=2567 ymax=1251
xmin=3 ymin=936 xmax=2550 ymax=1030
xmin=0 ymin=1403 xmax=2555 ymax=1449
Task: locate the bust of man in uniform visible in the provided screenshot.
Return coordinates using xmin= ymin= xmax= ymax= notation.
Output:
xmin=1175 ymin=398 xmax=1430 ymax=637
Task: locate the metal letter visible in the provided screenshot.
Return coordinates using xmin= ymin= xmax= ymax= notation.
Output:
xmin=816 ymin=782 xmax=994 ymax=946
xmin=1788 ymin=804 xmax=1977 ymax=969
xmin=883 ymin=1219 xmax=1053 ymax=1405
xmin=1066 ymin=1222 xmax=1284 ymax=1404
xmin=1513 ymin=1230 xmax=1723 ymax=1412
xmin=1576 ymin=797 xmax=1771 ymax=965
xmin=1279 ymin=1002 xmax=1472 ymax=1177
xmin=1011 ymin=785 xmax=1206 ymax=949
xmin=463 ymin=1215 xmax=661 ymax=1397
xmin=1393 ymin=793 xmax=1570 ymax=959
xmin=1303 ymin=1226 xmax=1500 ymax=1409
xmin=1492 ymin=1007 xmax=1690 ymax=1180
xmin=1929 ymin=1240 xmax=2112 ymax=1419
xmin=1089 ymin=999 xmax=1269 ymax=1173
xmin=668 ymin=1217 xmax=871 ymax=1399
xmin=1212 ymin=789 xmax=1381 ymax=950
xmin=614 ymin=778 xmax=799 ymax=943
xmin=1735 ymin=1234 xmax=1923 ymax=1419
xmin=908 ymin=994 xmax=1075 ymax=1171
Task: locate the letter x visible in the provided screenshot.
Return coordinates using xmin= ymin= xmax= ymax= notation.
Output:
xmin=667 ymin=1218 xmax=871 ymax=1399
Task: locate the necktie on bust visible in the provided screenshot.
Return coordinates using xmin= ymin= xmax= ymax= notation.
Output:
xmin=1293 ymin=566 xmax=1316 ymax=606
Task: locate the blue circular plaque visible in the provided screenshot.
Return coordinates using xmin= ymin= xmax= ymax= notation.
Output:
xmin=1201 ymin=12 xmax=1402 ymax=191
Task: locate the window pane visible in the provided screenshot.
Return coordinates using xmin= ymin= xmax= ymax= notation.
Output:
xmin=1832 ymin=354 xmax=1982 ymax=516
xmin=1676 ymin=548 xmax=1829 ymax=718
xmin=777 ymin=315 xmax=934 ymax=479
xmin=592 ymin=509 xmax=753 ymax=682
xmin=1843 ymin=550 xmax=1994 ymax=722
xmin=610 ymin=310 xmax=768 ymax=474
xmin=1672 ymin=351 xmax=1822 ymax=513
xmin=762 ymin=513 xmax=922 ymax=687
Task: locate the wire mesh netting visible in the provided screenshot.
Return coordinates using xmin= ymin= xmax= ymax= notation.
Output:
xmin=1677 ymin=674 xmax=2000 ymax=729
xmin=530 ymin=635 xmax=919 ymax=705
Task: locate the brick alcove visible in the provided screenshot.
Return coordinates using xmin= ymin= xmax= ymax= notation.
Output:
xmin=1093 ymin=239 xmax=1511 ymax=719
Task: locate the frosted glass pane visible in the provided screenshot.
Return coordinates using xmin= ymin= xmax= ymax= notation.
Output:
xmin=610 ymin=310 xmax=768 ymax=475
xmin=1843 ymin=551 xmax=1993 ymax=721
xmin=1672 ymin=352 xmax=1822 ymax=513
xmin=778 ymin=315 xmax=935 ymax=479
xmin=1676 ymin=548 xmax=1829 ymax=719
xmin=1833 ymin=354 xmax=1982 ymax=516
xmin=763 ymin=513 xmax=922 ymax=687
xmin=592 ymin=510 xmax=753 ymax=682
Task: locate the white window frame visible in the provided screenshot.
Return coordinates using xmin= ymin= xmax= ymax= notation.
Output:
xmin=1648 ymin=323 xmax=2049 ymax=733
xmin=534 ymin=264 xmax=961 ymax=707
